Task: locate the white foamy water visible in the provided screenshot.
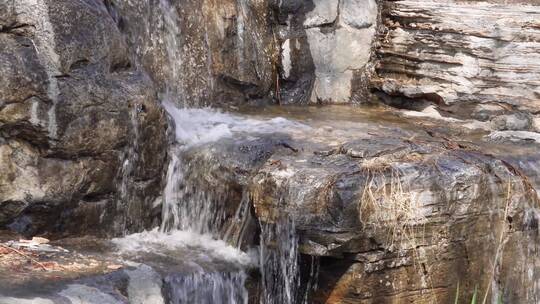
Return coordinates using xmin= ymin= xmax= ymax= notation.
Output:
xmin=159 ymin=102 xmax=310 ymax=235
xmin=162 ymin=101 xmax=309 ymax=146
xmin=158 ymin=101 xmax=310 ymax=249
xmin=114 ymin=103 xmax=309 ymax=303
xmin=112 ymin=228 xmax=254 ymax=267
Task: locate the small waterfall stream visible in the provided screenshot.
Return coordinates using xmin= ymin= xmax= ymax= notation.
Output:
xmin=111 ymin=2 xmax=306 ymax=303
xmin=139 ymin=103 xmax=306 ymax=303
xmin=260 ymin=219 xmax=300 ymax=304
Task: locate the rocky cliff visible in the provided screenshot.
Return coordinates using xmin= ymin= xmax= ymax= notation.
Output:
xmin=1 ymin=0 xmax=540 ymax=303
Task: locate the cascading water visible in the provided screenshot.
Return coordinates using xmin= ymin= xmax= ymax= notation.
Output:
xmin=112 ymin=1 xmax=309 ymax=303
xmin=259 ymin=219 xmax=301 ymax=304
xmin=156 ymin=104 xmax=309 ymax=303
xmin=111 ymin=2 xmax=253 ymax=302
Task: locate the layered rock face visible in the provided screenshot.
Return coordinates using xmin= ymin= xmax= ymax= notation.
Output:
xmin=253 ymin=136 xmax=540 ymax=303
xmin=0 ymin=0 xmax=167 ymax=236
xmin=373 ymin=0 xmax=540 ymax=128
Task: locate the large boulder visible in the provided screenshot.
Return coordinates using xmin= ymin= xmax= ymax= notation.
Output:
xmin=0 ymin=0 xmax=167 ymax=236
xmin=253 ymin=136 xmax=540 ymax=303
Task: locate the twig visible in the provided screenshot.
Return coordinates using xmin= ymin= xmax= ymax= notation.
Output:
xmin=0 ymin=243 xmax=49 ymax=271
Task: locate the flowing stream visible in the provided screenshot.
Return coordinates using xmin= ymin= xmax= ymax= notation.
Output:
xmin=110 ymin=2 xmax=308 ymax=302
xmin=113 ymin=103 xmax=307 ymax=303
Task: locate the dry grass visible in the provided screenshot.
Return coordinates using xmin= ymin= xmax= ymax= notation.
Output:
xmin=481 ymin=180 xmax=513 ymax=304
xmin=359 ymin=154 xmax=530 ymax=303
xmin=359 ymin=167 xmax=427 ymax=249
xmin=359 ymin=166 xmax=437 ymax=303
xmin=360 ymin=148 xmax=423 ymax=172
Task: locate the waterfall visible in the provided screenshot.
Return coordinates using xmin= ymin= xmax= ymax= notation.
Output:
xmin=158 ymin=0 xmax=183 ymax=102
xmin=112 ymin=2 xmax=253 ymax=303
xmin=112 ymin=1 xmax=309 ymax=302
xmin=157 ymin=103 xmax=309 ymax=303
xmin=164 ymin=272 xmax=248 ymax=304
xmin=259 ymin=218 xmax=301 ymax=304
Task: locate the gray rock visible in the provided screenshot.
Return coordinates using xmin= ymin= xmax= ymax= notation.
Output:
xmin=303 ymin=0 xmax=339 ymax=28
xmin=0 ymin=0 xmax=167 ymax=235
xmin=276 ymin=0 xmax=379 ymax=104
xmin=340 ymin=0 xmax=378 ymax=29
xmin=59 ymin=285 xmax=123 ymax=304
xmin=487 ymin=130 xmax=540 ymax=144
xmin=491 ymin=113 xmax=533 ymax=131
xmin=306 ymin=26 xmax=376 ymax=103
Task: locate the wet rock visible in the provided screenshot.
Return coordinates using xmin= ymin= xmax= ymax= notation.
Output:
xmin=59 ymin=284 xmax=123 ymax=304
xmin=172 ymin=106 xmax=540 ymax=303
xmin=110 ymin=0 xmax=276 ymax=106
xmin=487 ymin=130 xmax=540 ymax=144
xmin=256 ymin=145 xmax=540 ymax=302
xmin=176 ymin=135 xmax=295 ymax=246
xmin=0 ymin=0 xmax=167 ymax=236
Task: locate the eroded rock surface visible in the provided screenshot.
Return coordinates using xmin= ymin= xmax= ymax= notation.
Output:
xmin=0 ymin=0 xmax=167 ymax=236
xmin=373 ymin=0 xmax=540 ymax=122
xmin=175 ymin=105 xmax=540 ymax=303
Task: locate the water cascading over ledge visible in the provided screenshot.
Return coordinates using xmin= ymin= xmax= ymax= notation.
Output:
xmin=2 ymin=0 xmax=540 ymax=303
xmin=108 ymin=0 xmax=277 ymax=107
xmin=105 ymin=1 xmax=308 ymax=302
xmin=156 ymin=103 xmax=312 ymax=303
